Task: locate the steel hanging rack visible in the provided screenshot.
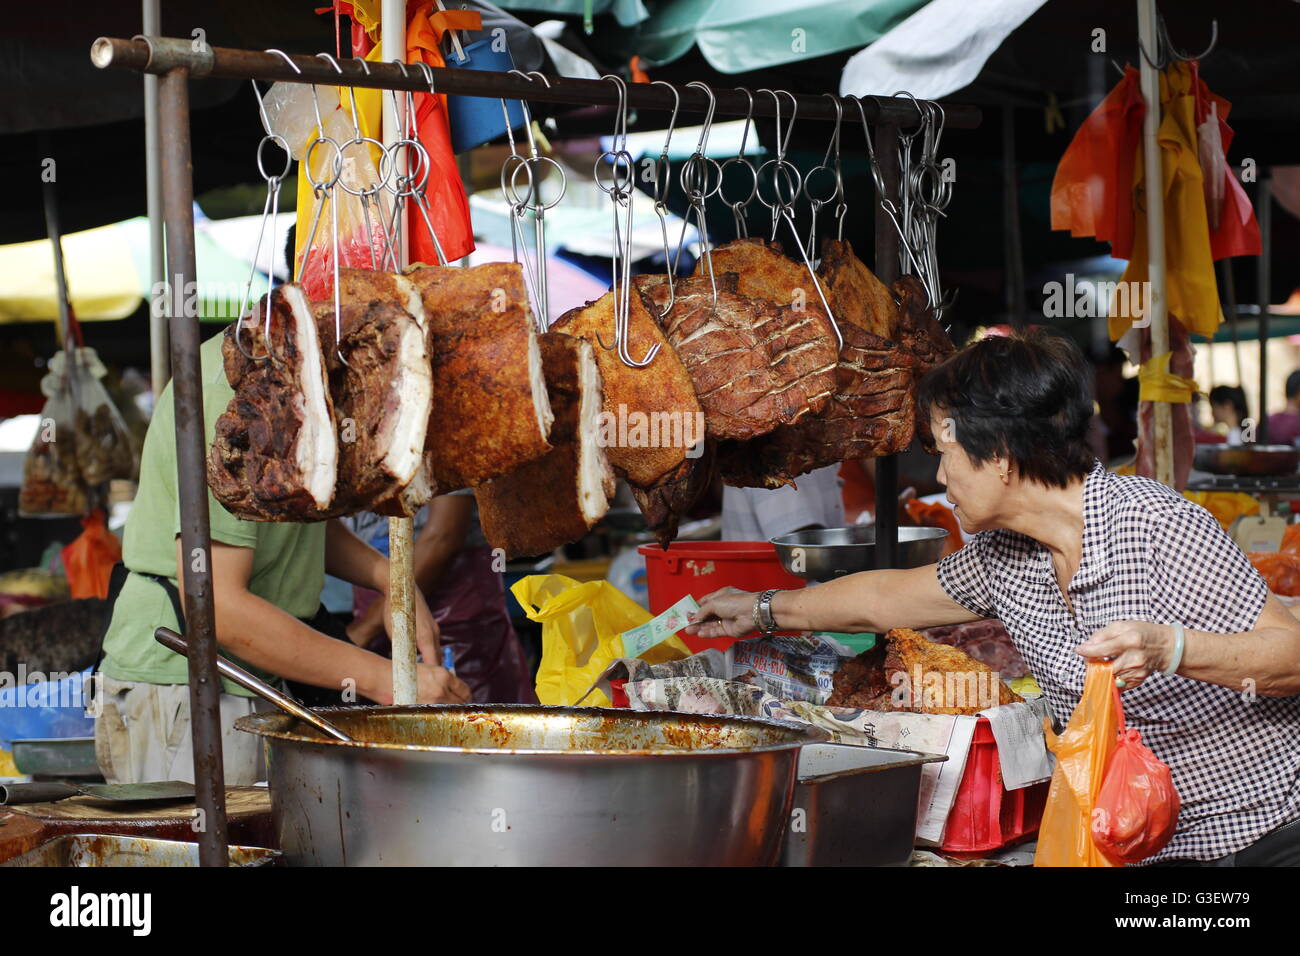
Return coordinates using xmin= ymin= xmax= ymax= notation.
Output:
xmin=91 ymin=33 xmax=981 ymax=868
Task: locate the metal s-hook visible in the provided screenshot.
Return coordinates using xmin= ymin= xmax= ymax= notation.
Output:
xmin=803 ymin=92 xmax=846 ymax=252
xmin=673 ymin=80 xmax=722 ymax=307
xmin=648 ymin=80 xmax=680 ymax=318
xmin=594 ymin=74 xmax=658 ymax=367
xmin=717 ymin=87 xmax=759 ymax=239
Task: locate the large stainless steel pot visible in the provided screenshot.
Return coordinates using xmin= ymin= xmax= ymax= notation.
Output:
xmin=235 ymin=704 xmax=832 ymax=866
xmin=772 ymin=526 xmax=948 ymax=582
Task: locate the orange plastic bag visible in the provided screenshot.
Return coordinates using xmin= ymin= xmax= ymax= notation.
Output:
xmin=1034 ymin=661 xmax=1120 ymax=867
xmin=1280 ymin=523 xmax=1300 ymax=556
xmin=61 ymin=510 xmax=121 ymax=600
xmin=903 ymin=498 xmax=963 ymax=556
xmin=1248 ymin=552 xmax=1300 ymax=596
xmin=1091 ymin=681 xmax=1180 ymax=864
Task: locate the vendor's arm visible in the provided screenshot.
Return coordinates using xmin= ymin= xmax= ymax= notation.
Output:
xmin=326 ymin=519 xmax=440 ymax=663
xmin=325 ymin=519 xmax=389 ymax=591
xmin=178 ymin=539 xmax=467 ymax=704
xmin=1078 ymin=597 xmax=1300 ymax=697
xmin=413 ymin=495 xmax=473 ymax=593
xmin=685 ymin=564 xmax=982 ymax=639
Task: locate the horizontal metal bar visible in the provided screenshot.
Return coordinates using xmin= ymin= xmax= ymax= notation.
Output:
xmin=91 ymin=36 xmax=981 ymax=129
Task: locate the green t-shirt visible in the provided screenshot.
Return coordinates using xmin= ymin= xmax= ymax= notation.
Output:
xmin=100 ymin=330 xmax=326 ymax=695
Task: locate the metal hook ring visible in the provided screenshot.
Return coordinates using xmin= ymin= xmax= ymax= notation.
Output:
xmin=508 ymin=155 xmax=567 ymax=211
xmin=733 ymin=87 xmax=755 ymax=158
xmin=594 ymin=149 xmax=636 ymax=196
xmin=256 ymin=134 xmax=293 ymax=182
xmin=717 ymin=155 xmax=759 ymax=207
xmin=305 ymin=135 xmax=344 ymax=189
xmin=679 ymin=153 xmax=723 ymax=201
xmin=334 ymin=135 xmax=393 ymax=196
xmin=755 ymin=158 xmax=802 ymax=210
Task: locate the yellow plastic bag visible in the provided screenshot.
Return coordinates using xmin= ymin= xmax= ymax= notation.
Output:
xmin=512 ymin=574 xmax=692 ymax=707
xmin=1034 ymin=661 xmax=1120 ymax=867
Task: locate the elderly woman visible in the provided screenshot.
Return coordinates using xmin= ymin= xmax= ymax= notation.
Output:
xmin=688 ymin=331 xmax=1300 ymax=866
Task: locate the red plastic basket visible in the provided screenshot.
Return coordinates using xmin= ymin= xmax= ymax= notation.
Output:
xmin=940 ymin=716 xmax=1049 ymax=856
xmin=638 ymin=542 xmax=806 ymax=653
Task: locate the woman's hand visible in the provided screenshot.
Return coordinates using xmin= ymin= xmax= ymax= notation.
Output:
xmin=1077 ymin=621 xmax=1176 ymax=691
xmin=684 ymin=587 xmax=757 ymax=639
xmin=346 ymin=599 xmax=386 ymax=647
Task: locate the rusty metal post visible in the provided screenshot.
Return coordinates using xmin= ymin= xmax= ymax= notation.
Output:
xmin=874 ymin=122 xmax=901 ymax=571
xmin=159 ymin=66 xmax=229 ymax=866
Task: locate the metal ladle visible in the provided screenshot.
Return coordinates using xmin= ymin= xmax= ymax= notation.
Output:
xmin=155 ymin=627 xmax=353 ymax=743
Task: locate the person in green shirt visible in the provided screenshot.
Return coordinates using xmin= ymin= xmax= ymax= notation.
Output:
xmin=95 ymin=330 xmax=468 ymax=785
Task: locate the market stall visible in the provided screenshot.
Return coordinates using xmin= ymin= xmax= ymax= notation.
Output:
xmin=78 ymin=32 xmax=994 ymax=866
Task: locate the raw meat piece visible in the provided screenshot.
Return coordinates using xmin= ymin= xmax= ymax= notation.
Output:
xmin=636 ymin=273 xmax=837 ymax=441
xmin=817 ymin=238 xmax=899 ymax=340
xmin=552 ymin=289 xmax=702 ymax=488
xmin=476 ymin=333 xmax=615 ymax=558
xmin=406 ymin=262 xmax=554 ymax=491
xmin=207 ymin=284 xmax=338 ymax=520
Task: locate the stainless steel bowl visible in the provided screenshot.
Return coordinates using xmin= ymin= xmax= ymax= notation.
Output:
xmin=771 ymin=526 xmax=949 ymax=582
xmin=236 ymin=704 xmax=831 ymax=866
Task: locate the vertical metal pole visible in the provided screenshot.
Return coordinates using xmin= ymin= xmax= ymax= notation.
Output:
xmin=1001 ymin=103 xmax=1026 ymax=330
xmin=875 ymin=121 xmax=901 ymax=571
xmin=159 ymin=67 xmax=229 ymax=866
xmin=1258 ymin=172 xmax=1272 ymax=443
xmin=381 ymin=0 xmax=419 ymax=704
xmin=1218 ymin=259 xmax=1242 ymax=392
xmin=1137 ymin=0 xmax=1172 ymax=486
xmin=38 ymin=141 xmax=73 ymax=351
xmin=144 ymin=0 xmax=169 ymax=395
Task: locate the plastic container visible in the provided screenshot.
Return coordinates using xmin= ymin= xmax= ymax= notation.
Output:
xmin=445 ymin=46 xmax=527 ymax=154
xmin=638 ymin=542 xmax=806 ymax=653
xmin=940 ymin=716 xmax=1049 ymax=856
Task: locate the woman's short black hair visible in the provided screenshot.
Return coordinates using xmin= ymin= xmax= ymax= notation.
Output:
xmin=1208 ymin=384 xmax=1248 ymax=422
xmin=917 ymin=329 xmax=1096 ymax=488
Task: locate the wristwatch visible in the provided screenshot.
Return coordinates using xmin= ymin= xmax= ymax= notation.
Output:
xmin=754 ymin=589 xmax=780 ymax=635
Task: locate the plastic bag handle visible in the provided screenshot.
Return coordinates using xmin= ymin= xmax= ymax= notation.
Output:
xmin=1111 ymin=675 xmax=1127 ymax=735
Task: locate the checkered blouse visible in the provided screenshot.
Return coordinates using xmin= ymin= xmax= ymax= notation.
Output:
xmin=937 ymin=460 xmax=1300 ymax=863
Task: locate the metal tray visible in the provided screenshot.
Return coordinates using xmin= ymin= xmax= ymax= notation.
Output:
xmin=781 ymin=743 xmax=947 ymax=867
xmin=11 ymin=737 xmax=100 ymax=779
xmin=2 ymin=834 xmax=279 ymax=867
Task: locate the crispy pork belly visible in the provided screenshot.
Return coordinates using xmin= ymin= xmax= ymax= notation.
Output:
xmin=892 ymin=274 xmax=955 ymax=453
xmin=635 ymin=274 xmax=837 ymax=441
xmin=406 ymin=262 xmax=554 ymax=491
xmin=702 ymin=237 xmax=819 ymax=310
xmin=719 ymin=321 xmax=917 ymax=487
xmin=552 ymin=289 xmax=702 ymax=488
xmin=207 ymin=284 xmax=338 ymax=520
xmin=816 ymin=238 xmax=900 ymax=340
xmin=630 ymin=443 xmax=716 ymax=548
xmin=475 ymin=333 xmax=615 ymax=558
xmin=312 ymin=296 xmax=433 ymax=515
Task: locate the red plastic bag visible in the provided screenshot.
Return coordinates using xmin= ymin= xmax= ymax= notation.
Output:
xmin=1279 ymin=523 xmax=1300 ymax=556
xmin=61 ymin=510 xmax=121 ymax=600
xmin=1091 ymin=681 xmax=1180 ymax=864
xmin=1050 ymin=66 xmax=1145 ymax=260
xmin=1248 ymin=552 xmax=1300 ymax=596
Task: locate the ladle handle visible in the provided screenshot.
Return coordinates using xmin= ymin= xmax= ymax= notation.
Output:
xmin=154 ymin=627 xmax=354 ymax=743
